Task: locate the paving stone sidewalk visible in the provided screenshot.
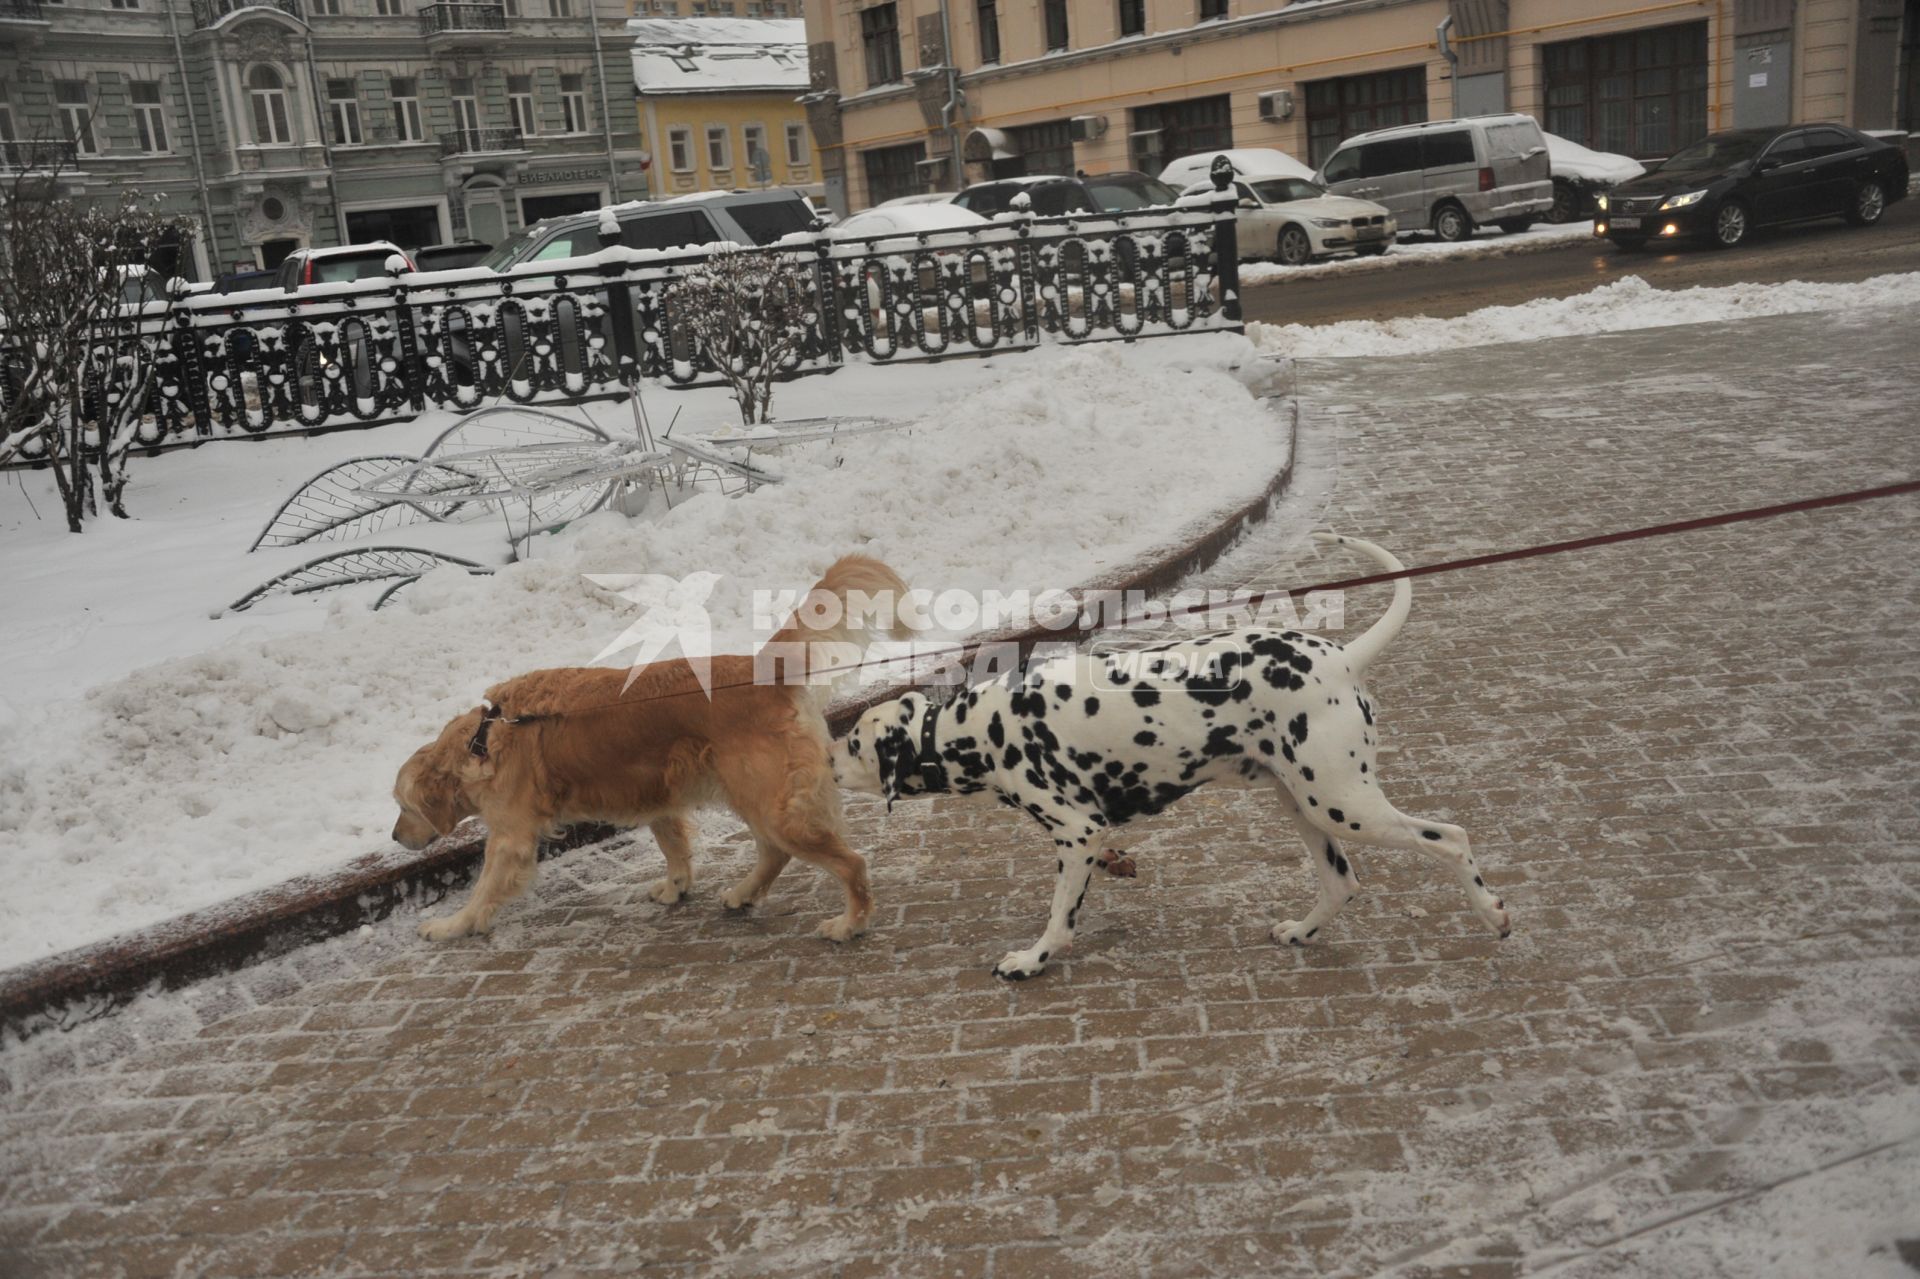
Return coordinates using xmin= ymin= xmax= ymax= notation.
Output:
xmin=3 ymin=309 xmax=1918 ymax=1278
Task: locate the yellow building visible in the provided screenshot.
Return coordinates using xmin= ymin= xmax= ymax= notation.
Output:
xmin=629 ymin=17 xmax=823 ymax=199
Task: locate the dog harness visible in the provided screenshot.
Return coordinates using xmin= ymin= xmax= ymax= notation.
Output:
xmin=466 ymin=700 xmax=552 ymax=760
xmin=915 ymin=700 xmax=949 ymax=795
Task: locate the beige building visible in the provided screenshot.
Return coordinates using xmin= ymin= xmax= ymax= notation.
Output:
xmin=800 ymin=0 xmax=1918 ymax=213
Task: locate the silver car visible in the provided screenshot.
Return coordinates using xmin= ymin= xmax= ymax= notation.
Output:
xmin=1317 ymin=114 xmax=1554 ymax=242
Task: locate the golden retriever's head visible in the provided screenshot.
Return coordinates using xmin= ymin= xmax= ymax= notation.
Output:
xmin=391 ymin=707 xmax=486 ymax=849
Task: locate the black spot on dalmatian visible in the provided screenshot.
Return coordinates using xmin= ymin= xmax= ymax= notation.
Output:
xmin=1323 ymin=841 xmax=1350 ymax=878
xmin=1300 ymin=765 xmax=1314 ymax=782
xmin=1288 ymin=713 xmax=1309 ymax=745
xmin=988 ymin=714 xmax=1006 ymax=748
xmin=1084 ymin=697 xmax=1100 ymax=716
xmin=1357 ymin=695 xmax=1374 ymax=726
xmin=1423 ymin=829 xmax=1441 ymax=840
xmin=1134 ymin=730 xmax=1157 ymax=747
xmin=1328 ymin=808 xmax=1345 ymax=824
xmin=1133 ymin=688 xmax=1161 ymax=709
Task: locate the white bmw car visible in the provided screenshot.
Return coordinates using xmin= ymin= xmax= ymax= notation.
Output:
xmin=1180 ymin=174 xmax=1398 ymax=266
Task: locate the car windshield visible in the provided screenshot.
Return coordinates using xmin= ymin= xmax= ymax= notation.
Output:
xmin=1659 ymin=133 xmax=1770 ymax=171
xmin=474 ymin=228 xmax=544 ymax=272
xmin=1248 ymin=178 xmax=1326 ymax=204
xmin=1085 ymin=176 xmax=1178 ymax=210
xmin=312 ymin=254 xmax=395 ymax=283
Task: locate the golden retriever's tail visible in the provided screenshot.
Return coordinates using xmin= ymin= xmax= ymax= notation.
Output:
xmin=760 ymin=555 xmax=916 ymax=705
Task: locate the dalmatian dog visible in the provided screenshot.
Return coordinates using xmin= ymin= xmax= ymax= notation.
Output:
xmin=832 ymin=533 xmax=1511 ymax=980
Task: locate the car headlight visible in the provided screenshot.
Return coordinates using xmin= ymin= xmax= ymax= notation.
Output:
xmin=1596 ymin=193 xmax=1609 ymax=211
xmin=1310 ymin=217 xmax=1345 ymax=229
xmin=1659 ymin=189 xmax=1708 ymax=210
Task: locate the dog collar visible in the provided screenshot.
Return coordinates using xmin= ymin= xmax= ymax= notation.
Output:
xmin=916 ymin=700 xmax=948 ymax=795
xmin=466 ymin=699 xmax=552 ymax=760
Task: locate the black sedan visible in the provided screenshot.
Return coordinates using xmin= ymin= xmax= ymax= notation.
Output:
xmin=1595 ymin=125 xmax=1908 ymax=250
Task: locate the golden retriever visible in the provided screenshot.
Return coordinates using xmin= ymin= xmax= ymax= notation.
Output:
xmin=393 ymin=555 xmax=910 ymax=942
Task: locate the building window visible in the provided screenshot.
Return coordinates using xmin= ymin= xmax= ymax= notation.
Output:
xmin=784 ymin=121 xmax=807 ymax=166
xmin=109 ymin=0 xmax=138 ymax=8
xmin=374 ymin=0 xmax=401 ymax=14
xmin=860 ymin=4 xmax=902 ymax=88
xmin=508 ymin=75 xmax=537 ymax=137
xmin=56 ymin=80 xmax=98 ymax=156
xmin=310 ymin=0 xmax=340 ymax=13
xmin=668 ymin=124 xmax=693 ymax=171
xmin=1304 ymin=67 xmax=1427 ymax=166
xmin=742 ymin=122 xmax=768 ymax=175
xmin=130 ymin=81 xmax=169 ymax=153
xmin=1199 ymin=0 xmax=1228 ymax=19
xmin=325 ymin=78 xmax=361 ymax=146
xmin=1542 ymin=21 xmax=1708 ymax=160
xmin=1043 ymin=0 xmax=1068 ymax=51
xmin=862 ymin=140 xmax=925 ymax=204
xmin=975 ymin=0 xmax=1000 ymax=64
xmin=1117 ymin=0 xmax=1143 ymax=38
xmin=390 ymin=76 xmax=423 ymax=142
xmin=549 ymin=0 xmax=571 ymax=15
xmin=450 ymin=76 xmax=481 ymax=144
xmin=246 ymin=67 xmax=291 ymax=145
xmin=1007 ymin=119 xmax=1073 ymax=177
xmin=560 ymin=74 xmax=588 ymax=133
xmin=705 ymin=123 xmax=731 ymax=170
xmin=1128 ymin=93 xmax=1229 ymax=175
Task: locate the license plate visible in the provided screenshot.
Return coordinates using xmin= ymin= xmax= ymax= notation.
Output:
xmin=1357 ymin=226 xmax=1383 ymax=239
xmin=1612 ymin=215 xmax=1641 ymax=229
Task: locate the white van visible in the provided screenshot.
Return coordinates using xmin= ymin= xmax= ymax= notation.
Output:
xmin=1316 ymin=114 xmax=1553 ymax=241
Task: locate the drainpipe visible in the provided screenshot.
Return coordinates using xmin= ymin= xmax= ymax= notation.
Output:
xmin=165 ymin=0 xmax=223 ymax=274
xmin=587 ymin=1 xmax=623 ymax=203
xmin=937 ymin=0 xmax=961 ymax=191
xmin=300 ymin=34 xmax=348 ymax=244
xmin=1435 ymin=14 xmax=1458 ymax=118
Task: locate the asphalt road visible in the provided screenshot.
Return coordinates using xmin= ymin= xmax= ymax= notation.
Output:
xmin=1239 ymin=192 xmax=1920 ymax=325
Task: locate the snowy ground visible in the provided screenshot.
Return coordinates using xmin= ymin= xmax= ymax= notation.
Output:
xmin=1249 ymin=270 xmax=1920 ymax=359
xmin=1240 ymin=219 xmax=1595 ymax=287
xmin=0 ymin=337 xmax=1286 ymax=969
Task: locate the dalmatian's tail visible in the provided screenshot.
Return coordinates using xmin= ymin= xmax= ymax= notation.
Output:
xmin=1311 ymin=532 xmax=1411 ymax=678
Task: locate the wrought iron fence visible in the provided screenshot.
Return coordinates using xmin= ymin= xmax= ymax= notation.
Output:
xmin=0 ymin=184 xmax=1242 ymax=464
xmin=419 ymin=1 xmax=506 ymax=33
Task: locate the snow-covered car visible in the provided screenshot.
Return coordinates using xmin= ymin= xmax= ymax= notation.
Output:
xmin=1157 ymin=147 xmax=1315 ymax=189
xmin=1543 ymin=132 xmax=1645 ymax=223
xmin=831 ymin=204 xmax=1000 ymax=342
xmin=1179 ymin=175 xmax=1396 ymax=265
xmin=953 ymin=171 xmax=1179 ymax=217
xmin=875 ymin=191 xmax=962 ymax=209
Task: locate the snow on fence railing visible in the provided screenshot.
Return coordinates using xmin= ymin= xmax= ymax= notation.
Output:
xmin=0 ymin=173 xmax=1242 ymax=464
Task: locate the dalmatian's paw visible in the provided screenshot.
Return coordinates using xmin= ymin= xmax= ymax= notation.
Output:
xmin=992 ymin=948 xmax=1052 ymax=981
xmin=1271 ymin=919 xmax=1321 ymax=947
xmin=1479 ymin=898 xmax=1513 ymax=939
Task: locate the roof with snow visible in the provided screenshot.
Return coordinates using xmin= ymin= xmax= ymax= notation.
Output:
xmin=628 ymin=17 xmax=809 ymax=95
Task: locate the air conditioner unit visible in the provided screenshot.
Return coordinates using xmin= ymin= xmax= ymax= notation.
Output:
xmin=1257 ymin=89 xmax=1295 ymax=123
xmin=1068 ymin=114 xmax=1108 ymax=142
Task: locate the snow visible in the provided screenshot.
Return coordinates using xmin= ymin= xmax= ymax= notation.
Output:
xmin=0 ymin=335 xmax=1285 ymax=968
xmin=1545 ymin=130 xmax=1646 ymax=185
xmin=1158 ymin=147 xmax=1316 ymax=187
xmin=830 ymin=203 xmax=989 ymax=240
xmin=1241 ymin=219 xmax=1595 ymax=286
xmin=628 ymin=17 xmax=808 ymax=94
xmin=1248 ymin=271 xmax=1920 ymax=359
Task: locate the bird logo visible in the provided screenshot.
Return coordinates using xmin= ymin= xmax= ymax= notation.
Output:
xmin=585 ymin=571 xmax=723 ymax=696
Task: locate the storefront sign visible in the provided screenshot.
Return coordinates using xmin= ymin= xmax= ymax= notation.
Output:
xmin=522 ymin=167 xmax=606 ymax=186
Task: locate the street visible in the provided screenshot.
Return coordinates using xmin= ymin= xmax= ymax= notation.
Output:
xmin=1241 ymin=194 xmax=1920 ymax=325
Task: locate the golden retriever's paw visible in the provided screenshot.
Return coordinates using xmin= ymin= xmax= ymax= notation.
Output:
xmin=648 ymin=877 xmax=689 ymax=906
xmin=721 ymin=880 xmax=763 ymax=911
xmin=418 ymin=914 xmax=473 ymax=942
xmin=815 ymin=913 xmax=866 ymax=943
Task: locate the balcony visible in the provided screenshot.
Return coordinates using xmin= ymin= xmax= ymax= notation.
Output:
xmin=0 ymin=138 xmax=79 ymax=173
xmin=0 ymin=0 xmax=50 ymax=46
xmin=191 ymin=0 xmax=301 ymax=27
xmin=419 ymin=1 xmax=506 ymax=49
xmin=439 ymin=126 xmax=524 ymax=159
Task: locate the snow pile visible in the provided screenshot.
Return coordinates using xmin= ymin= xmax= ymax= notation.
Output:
xmin=1250 ymin=271 xmax=1920 ymax=358
xmin=0 ymin=338 xmax=1286 ymax=967
xmin=1241 ymin=220 xmax=1594 ymax=286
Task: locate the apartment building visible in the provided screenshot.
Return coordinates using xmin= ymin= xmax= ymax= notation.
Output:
xmin=800 ymin=0 xmax=1918 ymax=213
xmin=0 ymin=0 xmax=648 ymax=278
xmin=630 ymin=15 xmax=819 ymax=197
